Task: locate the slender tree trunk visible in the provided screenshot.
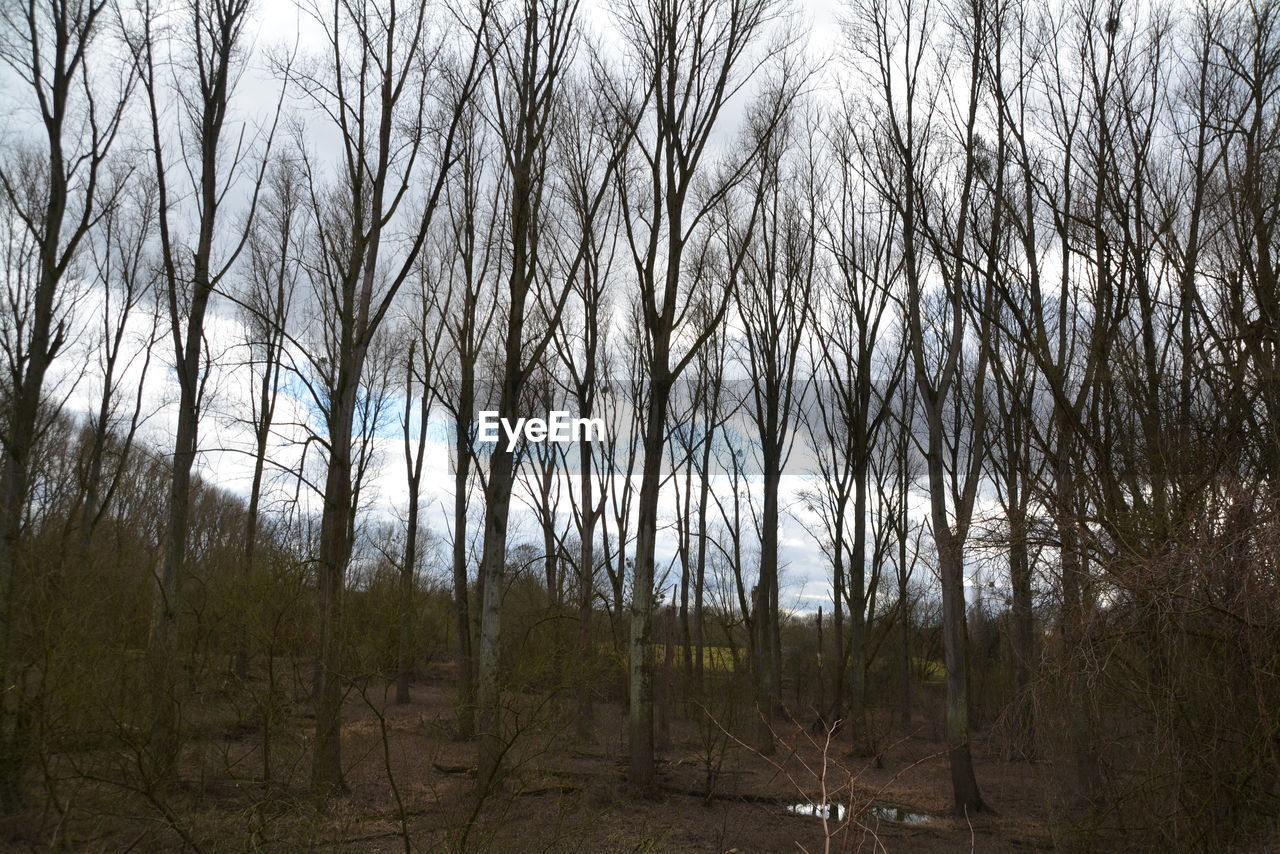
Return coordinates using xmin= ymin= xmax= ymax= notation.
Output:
xmin=694 ymin=431 xmax=713 ymax=693
xmin=453 ymin=409 xmax=475 ymax=735
xmin=477 ymin=438 xmax=516 ymax=787
xmin=237 ymin=311 xmax=283 ymax=679
xmin=396 ymin=478 xmax=421 ymax=704
xmin=754 ymin=455 xmax=780 ymax=754
xmin=675 ymin=442 xmax=695 ymax=678
xmin=629 ymin=368 xmax=670 ymax=792
xmin=312 ymin=366 xmax=361 ymax=793
xmin=896 ymin=523 xmax=911 ymax=725
xmin=0 ymin=355 xmax=47 ymax=810
xmin=934 ymin=525 xmax=983 ymax=815
xmin=831 ymin=513 xmax=846 ymax=721
xmin=1055 ymin=426 xmax=1098 ymax=803
xmin=657 ymin=605 xmax=674 ymax=749
xmin=1007 ymin=507 xmax=1034 ymax=758
xmin=577 ymin=439 xmax=597 ymax=738
xmin=236 ymin=405 xmax=273 ymax=681
xmin=540 ymin=463 xmax=559 ymax=603
xmin=849 ymin=455 xmax=869 ymax=752
xmin=149 ymin=271 xmax=213 ymax=778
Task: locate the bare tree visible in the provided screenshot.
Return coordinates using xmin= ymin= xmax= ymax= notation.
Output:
xmin=612 ymin=0 xmax=792 ymax=790
xmin=668 ymin=310 xmax=731 ymax=693
xmin=598 ymin=313 xmax=644 ymax=644
xmin=126 ymin=0 xmax=277 ymax=777
xmin=850 ymin=0 xmax=997 ymax=813
xmin=983 ymin=312 xmax=1040 ymax=760
xmin=436 ymin=103 xmax=501 ymax=736
xmin=734 ymin=111 xmax=816 ymax=752
xmin=982 ymin=0 xmax=1165 ymax=798
xmin=807 ymin=104 xmax=902 ymax=749
xmin=0 ymin=0 xmax=132 ymax=808
xmin=472 ymin=0 xmax=578 ymax=787
xmin=687 ymin=321 xmax=730 ymax=693
xmin=394 ymin=258 xmax=448 ymax=704
xmin=233 ymin=154 xmax=302 ymax=680
xmin=76 ymin=170 xmax=162 ymax=562
xmin=874 ymin=353 xmax=922 ymax=727
xmin=289 ymin=0 xmax=487 ymax=793
xmin=517 ymin=368 xmax=570 ymax=603
xmin=551 ymin=76 xmax=621 ymax=737
xmin=473 ymin=0 xmax=627 ymax=785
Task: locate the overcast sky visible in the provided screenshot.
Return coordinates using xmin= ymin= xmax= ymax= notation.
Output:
xmin=29 ymin=0 xmax=993 ymax=619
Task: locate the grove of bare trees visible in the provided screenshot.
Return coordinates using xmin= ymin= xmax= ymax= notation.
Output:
xmin=1 ymin=0 xmax=1279 ymax=850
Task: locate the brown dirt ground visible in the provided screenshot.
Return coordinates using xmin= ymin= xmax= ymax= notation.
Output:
xmin=0 ymin=671 xmax=1060 ymax=853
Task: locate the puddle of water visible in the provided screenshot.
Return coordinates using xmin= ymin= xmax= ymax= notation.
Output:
xmin=787 ymin=802 xmax=847 ymax=821
xmin=786 ymin=801 xmax=931 ymax=825
xmin=864 ymin=803 xmax=931 ymax=824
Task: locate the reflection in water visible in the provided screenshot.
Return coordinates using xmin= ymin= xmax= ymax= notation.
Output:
xmin=864 ymin=803 xmax=931 ymax=824
xmin=786 ymin=801 xmax=931 ymax=825
xmin=786 ymin=802 xmax=847 ymax=821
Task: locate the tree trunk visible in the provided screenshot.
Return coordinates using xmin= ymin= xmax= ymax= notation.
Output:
xmin=476 ymin=437 xmax=516 ymax=787
xmin=693 ymin=430 xmax=714 ymax=693
xmin=896 ymin=530 xmax=911 ymax=726
xmin=848 ymin=455 xmax=869 ymax=752
xmin=149 ymin=263 xmax=213 ymax=780
xmin=312 ymin=367 xmax=360 ymax=794
xmin=576 ymin=439 xmax=597 ymax=739
xmin=453 ymin=409 xmax=475 ymax=736
xmin=936 ymin=528 xmax=984 ymax=815
xmin=0 ymin=349 xmax=49 ymax=811
xmin=237 ymin=330 xmax=280 ymax=680
xmin=1007 ymin=508 xmax=1034 ymax=759
xmin=1055 ymin=431 xmax=1098 ymax=803
xmin=236 ymin=411 xmax=271 ymax=681
xmin=396 ymin=478 xmax=420 ymax=705
xmin=629 ymin=370 xmax=670 ymax=793
xmin=754 ymin=455 xmax=780 ymax=754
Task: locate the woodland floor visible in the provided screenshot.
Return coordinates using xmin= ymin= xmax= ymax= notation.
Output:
xmin=0 ymin=665 xmax=1062 ymax=853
